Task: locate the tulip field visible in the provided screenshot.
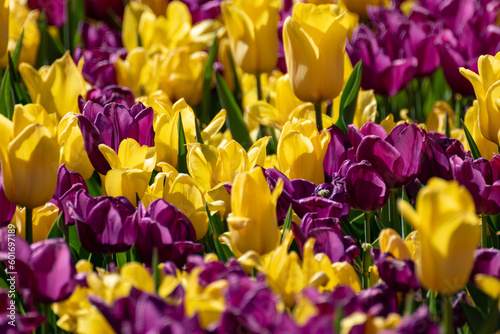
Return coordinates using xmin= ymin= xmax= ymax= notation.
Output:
xmin=3 ymin=0 xmax=500 ymax=332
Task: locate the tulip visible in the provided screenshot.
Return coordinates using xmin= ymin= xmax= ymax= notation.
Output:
xmin=19 ymin=52 xmax=87 ymax=120
xmin=79 ymin=22 xmax=122 ymax=50
xmin=0 ymin=231 xmax=76 ymax=304
xmin=0 ymin=0 xmax=8 ymax=58
xmin=84 ymin=85 xmax=135 ymax=109
xmin=99 ymin=138 xmax=156 ymax=206
xmin=115 ymin=48 xmax=148 ymax=97
xmin=341 ymin=0 xmax=390 ymax=16
xmin=323 ymin=124 xmax=353 ymax=179
xmin=0 ymin=113 xmax=59 ymax=209
xmin=222 ymin=167 xmax=283 ymax=256
xmin=0 ymin=289 xmax=45 ymax=332
xmin=464 ymin=100 xmax=498 ymax=160
xmin=84 ymin=0 xmax=125 ymax=22
xmin=27 ymin=0 xmax=66 ymax=26
xmin=0 ymin=2 xmax=40 ymax=67
xmin=341 ymin=160 xmax=389 ymax=212
xmin=398 ymin=178 xmax=480 ymax=294
xmin=77 ymin=101 xmax=155 ymax=175
xmin=58 ymin=113 xmax=94 ymax=180
xmin=351 ymin=122 xmax=424 ymax=188
xmin=283 ymin=3 xmax=349 ymax=103
xmin=132 ymin=199 xmax=202 ymax=267
xmin=397 ymin=306 xmax=439 ymax=333
xmin=69 ymin=190 xmax=137 ymax=254
xmin=13 ymin=203 xmax=59 ymax=242
xmin=471 ymin=248 xmax=500 ymax=282
xmin=50 ymin=165 xmax=88 ymax=225
xmin=73 ymin=48 xmax=124 ymax=89
xmin=277 ymin=119 xmax=330 ymax=185
xmin=221 ymin=0 xmax=279 ymax=74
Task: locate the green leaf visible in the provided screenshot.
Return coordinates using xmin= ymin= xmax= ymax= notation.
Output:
xmin=86 ymin=171 xmax=102 ymax=197
xmin=177 ymin=115 xmax=188 ymax=174
xmin=335 ymin=61 xmax=363 ymax=133
xmin=226 ymin=49 xmax=243 ymax=109
xmin=480 ymin=298 xmax=500 ymax=334
xmin=200 ymin=35 xmax=218 ymax=125
xmin=8 ymin=53 xmax=31 ymax=105
xmin=195 ymin=118 xmax=204 ymax=144
xmin=461 ymin=119 xmax=482 ymax=159
xmin=280 ymin=205 xmax=293 ymax=244
xmin=487 ymin=216 xmax=499 ymax=248
xmin=47 ymin=213 xmax=64 ymax=239
xmin=116 ymin=252 xmax=127 ymax=267
xmin=461 ymin=301 xmax=485 ymax=334
xmin=36 ymin=13 xmax=65 ymax=68
xmin=215 ymin=71 xmax=252 ymax=150
xmin=206 ymin=204 xmax=234 ymax=261
xmin=11 ymin=29 xmax=24 ymax=67
xmin=467 ymin=282 xmax=491 ymax=314
xmin=0 ymin=70 xmax=14 ymax=119
xmin=152 ymin=248 xmax=160 ymax=292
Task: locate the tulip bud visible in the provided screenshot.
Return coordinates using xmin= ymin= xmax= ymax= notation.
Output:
xmin=221 ymin=0 xmax=279 ymax=74
xmin=283 ymin=3 xmax=348 ymax=103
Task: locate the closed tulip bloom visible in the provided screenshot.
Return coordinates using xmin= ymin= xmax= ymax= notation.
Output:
xmin=221 ymin=0 xmax=279 ymax=74
xmin=277 ymin=119 xmax=330 ymax=185
xmin=224 ymin=167 xmax=283 ymax=255
xmin=283 ymin=3 xmax=349 ymax=103
xmin=398 ymin=178 xmax=480 ymax=295
xmin=0 ymin=114 xmax=59 ymax=209
xmin=460 ymin=53 xmax=500 ymax=144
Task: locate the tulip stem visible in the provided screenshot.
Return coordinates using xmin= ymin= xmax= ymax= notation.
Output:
xmin=314 ymin=102 xmax=323 ymax=130
xmin=25 ymin=207 xmax=33 ymax=244
xmin=364 ymin=212 xmax=371 ymax=244
xmin=482 ymin=215 xmax=488 ymax=248
xmin=442 ymin=295 xmax=454 ymax=334
xmin=256 ymin=73 xmax=263 ymax=101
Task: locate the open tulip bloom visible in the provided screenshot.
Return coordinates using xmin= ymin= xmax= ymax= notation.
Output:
xmin=4 ymin=0 xmax=500 ymax=332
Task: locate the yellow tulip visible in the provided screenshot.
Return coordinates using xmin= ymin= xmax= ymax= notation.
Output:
xmin=283 ymin=3 xmax=349 ymax=103
xmin=340 ymin=0 xmax=391 ymax=16
xmin=464 ymin=100 xmax=498 ymax=160
xmin=122 ymin=1 xmax=153 ymax=51
xmin=57 ymin=113 xmax=94 ymax=180
xmin=19 ymin=52 xmax=87 ymax=120
xmin=398 ymin=178 xmax=480 ymax=295
xmin=221 ymin=0 xmax=279 ymax=74
xmin=99 ymin=138 xmax=156 ymax=206
xmin=277 ymin=119 xmax=330 ymax=184
xmin=13 ymin=202 xmax=59 ymax=242
xmin=184 ymin=268 xmax=228 ymax=329
xmin=0 ymin=0 xmax=8 ymax=57
xmin=0 ymin=0 xmax=40 ymax=67
xmin=222 ymin=167 xmax=283 ymax=256
xmin=475 ymin=274 xmax=500 ymax=309
xmin=115 ymin=47 xmax=148 ymax=97
xmin=0 ymin=112 xmax=59 ymax=209
xmin=379 ymin=228 xmax=411 ymax=260
xmin=460 ymin=53 xmax=500 ymax=144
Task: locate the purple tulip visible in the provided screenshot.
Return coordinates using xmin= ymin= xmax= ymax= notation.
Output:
xmin=28 ymin=0 xmax=66 ymax=27
xmin=186 ymin=256 xmax=246 ymax=286
xmin=85 ymin=86 xmax=136 ymax=108
xmin=50 ymin=165 xmax=88 ymax=226
xmin=323 ymin=124 xmax=353 ymax=179
xmin=291 ymin=212 xmax=360 ymax=263
xmin=0 ymin=172 xmax=15 ymax=228
xmin=91 ymin=288 xmax=204 ymax=334
xmin=132 ymin=200 xmax=203 ymax=267
xmin=450 ymin=155 xmax=500 ymax=215
xmin=471 ymin=248 xmax=500 ymax=279
xmin=290 ymin=178 xmax=350 ymax=220
xmin=0 ymin=289 xmax=45 ymax=333
xmin=78 ymin=22 xmax=123 ymax=50
xmin=69 ymin=190 xmax=137 ymax=254
xmin=351 ymin=122 xmax=424 ymax=188
xmin=418 ymin=132 xmax=454 ymax=184
xmin=263 ymin=168 xmax=295 ymax=222
xmin=0 ymin=231 xmax=76 ymax=305
xmin=341 ymin=160 xmax=389 ymax=212
xmin=396 ymin=305 xmax=439 ymax=333
xmin=217 ymin=274 xmax=290 ymax=334
xmin=77 ymin=101 xmax=155 ymax=174
xmin=347 ymin=25 xmax=418 ymax=96
xmin=371 ymin=248 xmax=420 ymax=293
xmin=73 ymin=49 xmax=126 ymax=89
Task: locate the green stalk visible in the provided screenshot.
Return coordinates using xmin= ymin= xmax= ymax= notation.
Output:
xmin=362 ymin=212 xmax=371 ymax=290
xmin=25 ymin=207 xmax=33 ymax=244
xmin=255 ymin=73 xmax=263 ymax=101
xmin=314 ymin=102 xmax=323 ymax=130
xmin=364 ymin=211 xmax=371 ymax=244
xmin=482 ymin=215 xmax=488 ymax=248
xmin=442 ymin=296 xmax=454 ymax=334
